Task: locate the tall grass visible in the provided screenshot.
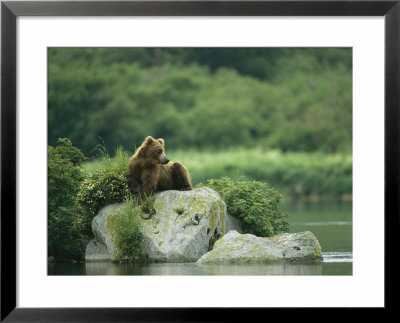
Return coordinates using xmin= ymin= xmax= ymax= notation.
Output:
xmin=82 ymin=147 xmax=352 ymax=197
xmin=165 ymin=148 xmax=352 ymax=197
xmin=106 ymin=197 xmax=147 ymax=262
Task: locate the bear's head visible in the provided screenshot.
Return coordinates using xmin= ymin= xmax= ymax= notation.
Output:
xmin=140 ymin=136 xmax=170 ymax=165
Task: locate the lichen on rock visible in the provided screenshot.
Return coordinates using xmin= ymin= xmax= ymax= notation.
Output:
xmin=85 ymin=187 xmax=227 ymax=262
xmin=196 ymin=230 xmax=323 ymax=264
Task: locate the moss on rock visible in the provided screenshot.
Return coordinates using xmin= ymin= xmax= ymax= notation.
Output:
xmin=197 ymin=230 xmax=323 ymax=264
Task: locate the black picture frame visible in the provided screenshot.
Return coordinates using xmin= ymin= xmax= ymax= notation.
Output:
xmin=1 ymin=0 xmax=398 ymax=321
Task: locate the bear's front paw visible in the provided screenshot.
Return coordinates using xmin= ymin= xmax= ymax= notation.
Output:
xmin=180 ymin=187 xmax=192 ymax=191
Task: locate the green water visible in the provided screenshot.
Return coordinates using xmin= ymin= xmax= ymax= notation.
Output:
xmin=48 ymin=200 xmax=352 ymax=276
xmin=285 ymin=200 xmax=352 ymax=253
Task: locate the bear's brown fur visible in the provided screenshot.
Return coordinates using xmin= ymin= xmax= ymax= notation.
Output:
xmin=126 ymin=136 xmax=192 ymax=196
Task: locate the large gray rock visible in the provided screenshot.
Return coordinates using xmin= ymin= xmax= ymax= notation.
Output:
xmin=196 ymin=230 xmax=322 ymax=264
xmin=85 ymin=187 xmax=226 ymax=262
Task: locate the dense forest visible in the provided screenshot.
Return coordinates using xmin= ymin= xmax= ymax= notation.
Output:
xmin=48 ymin=48 xmax=352 ymax=156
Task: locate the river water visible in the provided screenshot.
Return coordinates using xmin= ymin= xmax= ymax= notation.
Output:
xmin=48 ymin=200 xmax=352 ymax=276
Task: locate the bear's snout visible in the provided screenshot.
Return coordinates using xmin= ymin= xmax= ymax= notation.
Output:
xmin=163 ymin=159 xmax=170 ymax=164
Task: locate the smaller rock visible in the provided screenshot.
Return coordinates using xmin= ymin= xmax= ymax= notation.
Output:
xmin=196 ymin=230 xmax=322 ymax=264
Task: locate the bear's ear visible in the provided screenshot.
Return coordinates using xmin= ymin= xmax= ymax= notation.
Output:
xmin=144 ymin=136 xmax=155 ymax=144
xmin=157 ymin=138 xmax=164 ymax=145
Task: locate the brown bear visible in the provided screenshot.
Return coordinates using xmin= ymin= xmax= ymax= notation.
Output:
xmin=126 ymin=136 xmax=192 ymax=196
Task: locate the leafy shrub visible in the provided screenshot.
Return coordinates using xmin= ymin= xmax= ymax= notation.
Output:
xmin=76 ymin=148 xmax=131 ymax=235
xmin=48 ymin=138 xmax=87 ymax=260
xmin=106 ymin=198 xmax=147 ymax=261
xmin=198 ymin=177 xmax=289 ymax=237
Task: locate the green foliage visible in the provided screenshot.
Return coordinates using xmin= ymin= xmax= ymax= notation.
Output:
xmin=48 ymin=48 xmax=352 ymax=156
xmin=48 ymin=138 xmax=87 ymax=260
xmin=106 ymin=198 xmax=147 ymax=262
xmin=76 ymin=148 xmax=131 ymax=235
xmin=198 ymin=177 xmax=289 ymax=237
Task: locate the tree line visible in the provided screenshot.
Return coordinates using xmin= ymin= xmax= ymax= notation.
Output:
xmin=48 ymin=48 xmax=352 ymax=156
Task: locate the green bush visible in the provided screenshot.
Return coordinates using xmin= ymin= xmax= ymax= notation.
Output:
xmin=106 ymin=198 xmax=147 ymax=262
xmin=48 ymin=138 xmax=87 ymax=260
xmin=76 ymin=148 xmax=131 ymax=235
xmin=198 ymin=177 xmax=289 ymax=237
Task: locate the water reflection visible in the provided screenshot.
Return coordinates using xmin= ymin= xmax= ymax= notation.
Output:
xmin=84 ymin=262 xmax=145 ymax=275
xmin=49 ymin=260 xmax=335 ymax=276
xmin=49 ymin=251 xmax=352 ymax=276
xmin=143 ymin=262 xmax=323 ymax=276
xmin=84 ymin=261 xmax=324 ymax=276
